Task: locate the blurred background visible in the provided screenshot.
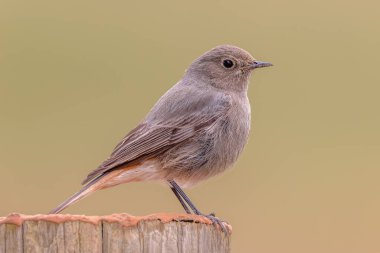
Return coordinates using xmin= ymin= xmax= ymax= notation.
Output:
xmin=1 ymin=0 xmax=379 ymax=252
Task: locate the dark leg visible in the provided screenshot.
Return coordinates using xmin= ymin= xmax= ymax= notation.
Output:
xmin=170 ymin=185 xmax=191 ymax=214
xmin=169 ymin=180 xmax=201 ymax=214
xmin=168 ymin=180 xmax=229 ymax=233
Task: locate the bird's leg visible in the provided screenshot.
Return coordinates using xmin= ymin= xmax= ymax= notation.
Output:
xmin=169 ymin=180 xmax=201 ymax=214
xmin=169 ymin=184 xmax=191 ymax=214
xmin=168 ymin=180 xmax=228 ymax=233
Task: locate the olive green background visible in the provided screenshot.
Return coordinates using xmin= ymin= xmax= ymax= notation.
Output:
xmin=1 ymin=0 xmax=379 ymax=252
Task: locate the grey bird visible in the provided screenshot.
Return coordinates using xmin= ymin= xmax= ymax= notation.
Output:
xmin=50 ymin=45 xmax=272 ymax=230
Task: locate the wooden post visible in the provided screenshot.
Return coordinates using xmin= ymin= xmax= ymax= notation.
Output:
xmin=0 ymin=213 xmax=231 ymax=253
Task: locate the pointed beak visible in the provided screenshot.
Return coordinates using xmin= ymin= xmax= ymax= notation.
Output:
xmin=251 ymin=61 xmax=273 ymax=69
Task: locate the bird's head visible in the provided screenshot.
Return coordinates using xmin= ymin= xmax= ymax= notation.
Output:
xmin=186 ymin=45 xmax=272 ymax=91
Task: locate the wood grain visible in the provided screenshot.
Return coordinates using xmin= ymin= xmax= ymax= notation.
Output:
xmin=0 ymin=213 xmax=231 ymax=253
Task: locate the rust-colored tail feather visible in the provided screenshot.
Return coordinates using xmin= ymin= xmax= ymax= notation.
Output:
xmin=49 ymin=176 xmax=101 ymax=214
xmin=49 ymin=163 xmax=150 ymax=214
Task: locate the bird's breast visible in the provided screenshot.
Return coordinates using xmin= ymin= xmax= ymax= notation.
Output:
xmin=161 ymin=92 xmax=251 ymax=188
xmin=212 ymin=93 xmax=251 ymax=170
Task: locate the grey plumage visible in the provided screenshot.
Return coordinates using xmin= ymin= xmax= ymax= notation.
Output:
xmin=50 ymin=45 xmax=272 ymax=215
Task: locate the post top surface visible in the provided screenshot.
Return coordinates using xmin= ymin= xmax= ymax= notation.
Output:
xmin=0 ymin=213 xmax=232 ymax=232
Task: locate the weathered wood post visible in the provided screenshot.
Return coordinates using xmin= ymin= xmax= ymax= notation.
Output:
xmin=0 ymin=213 xmax=231 ymax=253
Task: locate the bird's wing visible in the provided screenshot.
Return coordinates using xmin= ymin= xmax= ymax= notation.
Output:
xmin=82 ymin=91 xmax=232 ymax=185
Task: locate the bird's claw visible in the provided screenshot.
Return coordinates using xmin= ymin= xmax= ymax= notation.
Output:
xmin=202 ymin=213 xmax=229 ymax=233
xmin=208 ymin=212 xmax=216 ymax=217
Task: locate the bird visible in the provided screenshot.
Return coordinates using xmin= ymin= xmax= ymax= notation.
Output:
xmin=50 ymin=45 xmax=272 ymax=230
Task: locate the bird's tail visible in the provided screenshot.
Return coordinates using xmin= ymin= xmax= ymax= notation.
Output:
xmin=49 ymin=163 xmax=149 ymax=214
xmin=49 ymin=176 xmax=101 ymax=214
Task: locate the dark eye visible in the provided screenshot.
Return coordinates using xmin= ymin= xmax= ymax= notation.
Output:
xmin=222 ymin=59 xmax=234 ymax=68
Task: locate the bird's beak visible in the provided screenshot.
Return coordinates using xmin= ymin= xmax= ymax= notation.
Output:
xmin=251 ymin=61 xmax=273 ymax=69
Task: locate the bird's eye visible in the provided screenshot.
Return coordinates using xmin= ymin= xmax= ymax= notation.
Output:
xmin=222 ymin=59 xmax=234 ymax=69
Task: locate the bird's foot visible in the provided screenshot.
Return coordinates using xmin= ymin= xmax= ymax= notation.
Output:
xmin=199 ymin=212 xmax=229 ymax=233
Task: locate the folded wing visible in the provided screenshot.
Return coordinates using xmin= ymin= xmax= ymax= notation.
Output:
xmin=82 ymin=89 xmax=232 ymax=185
